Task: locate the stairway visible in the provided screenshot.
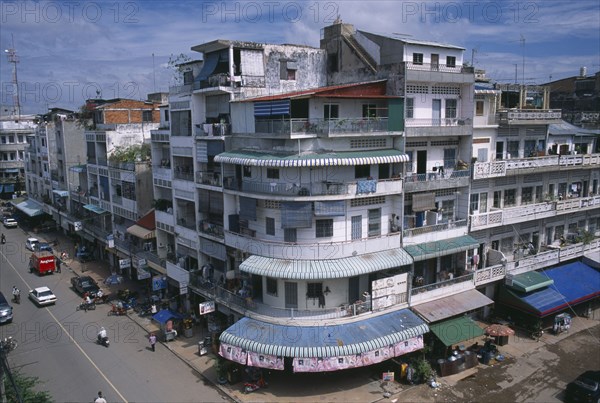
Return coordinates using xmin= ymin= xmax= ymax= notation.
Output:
xmin=341 ymin=29 xmax=377 ymax=73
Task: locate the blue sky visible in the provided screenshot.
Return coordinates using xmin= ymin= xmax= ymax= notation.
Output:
xmin=1 ymin=0 xmax=599 ymax=114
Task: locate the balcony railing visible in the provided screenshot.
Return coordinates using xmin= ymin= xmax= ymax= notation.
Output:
xmin=403 ymin=219 xmax=467 ymax=237
xmin=198 ymin=220 xmax=224 ymax=238
xmin=194 ymin=123 xmax=231 ymax=137
xmin=174 ymin=168 xmax=194 ymax=182
xmin=497 ymin=109 xmax=562 ymax=123
xmin=195 ymin=171 xmax=222 ymax=187
xmin=404 ymin=168 xmax=470 ymax=192
xmin=406 ymin=61 xmax=470 ymax=73
xmin=411 ymin=272 xmax=474 ymax=295
xmin=473 ymin=153 xmax=600 ymax=179
xmin=405 ymin=117 xmax=472 ymax=127
xmin=255 ymin=117 xmax=393 ymax=136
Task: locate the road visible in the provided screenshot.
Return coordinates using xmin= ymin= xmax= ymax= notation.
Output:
xmin=0 ymin=226 xmax=230 ymax=403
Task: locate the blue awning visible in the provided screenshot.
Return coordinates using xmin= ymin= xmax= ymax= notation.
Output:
xmin=52 ymin=189 xmax=69 ymax=197
xmin=69 ymin=165 xmax=86 ymax=173
xmin=4 ymin=169 xmax=20 ymax=173
xmin=14 ymin=199 xmax=45 ymax=217
xmin=0 ymin=185 xmax=3 ymax=193
xmin=83 ymin=204 xmax=107 ymax=214
xmin=152 ymin=309 xmax=184 ymax=325
xmin=220 ymin=308 xmax=428 ymax=358
xmin=498 ymin=262 xmax=600 ymax=317
xmin=3 ymin=184 xmax=14 ymax=193
xmin=254 ymin=100 xmax=290 ymax=116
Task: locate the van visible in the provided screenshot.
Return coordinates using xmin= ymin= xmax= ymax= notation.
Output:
xmin=0 ymin=292 xmax=13 ymax=324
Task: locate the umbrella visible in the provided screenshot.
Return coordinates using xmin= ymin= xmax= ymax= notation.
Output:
xmin=104 ymin=273 xmax=124 ymax=286
xmin=484 ymin=324 xmax=515 ymax=337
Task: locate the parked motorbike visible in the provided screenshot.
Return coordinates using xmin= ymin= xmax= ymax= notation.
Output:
xmin=76 ymin=301 xmax=96 ymax=311
xmin=93 ymin=294 xmax=109 ymax=304
xmin=242 ymin=377 xmax=267 ymax=394
xmin=108 ymin=304 xmax=127 ymax=316
xmin=1 ymin=234 xmax=5 ymax=244
xmin=97 ymin=328 xmax=109 ymax=347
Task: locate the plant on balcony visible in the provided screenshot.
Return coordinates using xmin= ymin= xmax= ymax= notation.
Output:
xmin=109 ymin=143 xmax=151 ymax=163
xmin=153 ymin=198 xmax=173 ymax=211
xmin=576 ymin=230 xmax=594 ymax=245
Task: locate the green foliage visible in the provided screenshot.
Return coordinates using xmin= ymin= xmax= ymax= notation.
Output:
xmin=3 ymin=370 xmax=54 ymax=403
xmin=167 ymin=53 xmax=192 ymax=85
xmin=76 ymin=104 xmax=95 ymax=130
xmin=410 ymin=357 xmax=434 ymax=384
xmin=576 ymin=230 xmax=594 ymax=245
xmin=109 ymin=143 xmax=151 ymax=163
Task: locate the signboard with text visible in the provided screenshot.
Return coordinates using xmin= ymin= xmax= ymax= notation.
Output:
xmin=199 ymin=301 xmax=215 ymax=315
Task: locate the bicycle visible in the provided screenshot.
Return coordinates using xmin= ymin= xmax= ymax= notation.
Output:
xmin=0 ymin=337 xmax=17 ymax=352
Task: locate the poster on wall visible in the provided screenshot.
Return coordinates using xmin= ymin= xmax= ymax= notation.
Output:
xmin=219 ymin=343 xmax=247 ymax=365
xmin=199 ymin=301 xmax=215 ymax=315
xmin=393 ymin=335 xmax=424 ymax=357
xmin=247 ymin=351 xmax=284 ymax=370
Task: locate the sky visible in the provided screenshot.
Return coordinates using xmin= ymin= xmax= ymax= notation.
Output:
xmin=1 ymin=0 xmax=599 ymax=114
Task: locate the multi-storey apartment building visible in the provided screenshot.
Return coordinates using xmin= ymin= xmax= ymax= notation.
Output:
xmin=151 ymin=20 xmax=509 ymax=373
xmin=0 ymin=115 xmax=35 ymax=200
xmin=470 ymin=81 xmax=600 ymax=324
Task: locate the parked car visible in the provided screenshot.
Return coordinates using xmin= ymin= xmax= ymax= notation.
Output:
xmin=25 ymin=237 xmax=39 ymax=251
xmin=566 ymin=370 xmax=600 ymax=403
xmin=29 ymin=286 xmax=57 ymax=306
xmin=0 ymin=292 xmax=13 ymax=324
xmin=70 ymin=276 xmax=100 ymax=298
xmin=3 ymin=217 xmax=17 ymax=228
xmin=36 ymin=242 xmax=53 ymax=253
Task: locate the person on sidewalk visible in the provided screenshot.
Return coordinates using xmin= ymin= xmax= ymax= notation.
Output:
xmin=94 ymin=391 xmax=107 ymax=403
xmin=149 ymin=333 xmax=157 ymax=351
xmin=55 ymin=257 xmax=61 ymax=273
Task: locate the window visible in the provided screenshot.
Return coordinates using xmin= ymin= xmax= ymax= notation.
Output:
xmin=324 ymin=104 xmax=339 ymax=120
xmin=368 ymin=208 xmax=381 ymax=237
xmin=507 ymin=141 xmax=519 ymax=159
xmin=446 ymin=56 xmax=456 ymax=67
xmin=164 ymin=110 xmax=169 ymax=121
xmin=306 ymin=283 xmax=323 ymax=299
xmin=412 ymin=53 xmax=423 ymax=65
xmin=8 ymin=135 xmax=14 ymax=143
xmin=355 ymin=165 xmax=371 ymax=178
xmin=142 ymin=110 xmax=153 ymax=122
xmin=316 ymin=219 xmax=333 ymax=238
xmin=443 ymin=148 xmax=456 ymax=169
xmin=280 ymin=60 xmax=297 ymax=80
xmin=243 ymin=166 xmax=251 ymax=178
xmin=406 ymin=98 xmax=414 ymax=118
xmin=440 ymin=200 xmax=454 ymax=222
xmin=445 ymin=99 xmax=457 ymax=119
xmin=183 ymin=70 xmax=193 ymax=85
xmin=18 ymin=135 xmax=24 ymax=143
xmin=535 ymin=186 xmax=543 ymax=203
xmin=504 ymin=189 xmax=516 ymax=207
xmin=476 ymin=100 xmax=484 ymax=116
xmin=266 ymin=217 xmax=275 ymax=236
xmin=171 ymin=111 xmax=191 ymax=136
xmin=362 ymin=104 xmax=377 ymax=118
xmin=266 ymin=168 xmax=279 ymax=179
xmin=554 ymin=225 xmax=564 ymax=241
xmin=284 ymin=228 xmax=297 ymax=242
xmin=286 ymin=69 xmax=296 ymax=80
xmin=266 ymin=277 xmax=278 ymax=296
xmin=522 ymin=187 xmax=533 ymax=204
xmin=493 ymin=190 xmax=501 ymax=208
xmin=470 ymin=194 xmax=479 ymax=214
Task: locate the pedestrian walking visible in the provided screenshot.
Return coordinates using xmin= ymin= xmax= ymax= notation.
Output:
xmin=55 ymin=257 xmax=61 ymax=273
xmin=149 ymin=333 xmax=157 ymax=351
xmin=94 ymin=391 xmax=107 ymax=403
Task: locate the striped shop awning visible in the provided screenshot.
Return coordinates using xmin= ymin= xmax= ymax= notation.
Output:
xmin=214 ymin=149 xmax=410 ymax=168
xmin=254 ymin=100 xmax=291 ymax=116
xmin=239 ymin=248 xmax=413 ymax=280
xmin=219 ymin=309 xmax=429 ymax=358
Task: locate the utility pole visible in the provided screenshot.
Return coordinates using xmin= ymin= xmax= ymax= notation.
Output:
xmin=520 ymin=34 xmax=526 ymax=86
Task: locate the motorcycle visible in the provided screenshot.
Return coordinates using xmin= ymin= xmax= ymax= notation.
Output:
xmin=97 ymin=334 xmax=109 ymax=347
xmin=242 ymin=377 xmax=267 ymax=394
xmin=93 ymin=295 xmax=109 ymax=304
xmin=108 ymin=304 xmax=127 ymax=316
xmin=1 ymin=235 xmax=5 ymax=244
xmin=12 ymin=293 xmax=20 ymax=304
xmin=76 ymin=301 xmax=96 ymax=311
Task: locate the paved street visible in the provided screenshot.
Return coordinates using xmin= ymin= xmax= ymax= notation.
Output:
xmin=0 ymin=226 xmax=230 ymax=403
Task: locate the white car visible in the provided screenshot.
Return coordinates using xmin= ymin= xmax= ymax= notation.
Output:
xmin=29 ymin=286 xmax=57 ymax=306
xmin=3 ymin=218 xmax=17 ymax=228
xmin=25 ymin=237 xmax=39 ymax=251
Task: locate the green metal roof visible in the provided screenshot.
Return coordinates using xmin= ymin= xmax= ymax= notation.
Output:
xmin=506 ymin=271 xmax=554 ymax=293
xmin=428 ymin=316 xmax=484 ymax=347
xmin=404 ymin=235 xmax=479 ymax=262
xmin=214 ymin=149 xmax=409 ymax=167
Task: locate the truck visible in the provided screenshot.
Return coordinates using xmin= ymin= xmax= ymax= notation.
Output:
xmin=29 ymin=251 xmax=56 ymax=275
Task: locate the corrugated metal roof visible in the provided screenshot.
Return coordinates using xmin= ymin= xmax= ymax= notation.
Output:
xmin=240 ymin=248 xmax=413 ymax=280
xmin=404 ymin=235 xmax=479 ymax=262
xmin=215 ymin=149 xmax=410 ymax=168
xmin=412 ymin=289 xmax=494 ymax=323
xmin=429 ymin=316 xmax=484 ymax=346
xmin=219 ymin=308 xmax=428 ymax=358
xmin=507 ymin=271 xmax=554 ymax=293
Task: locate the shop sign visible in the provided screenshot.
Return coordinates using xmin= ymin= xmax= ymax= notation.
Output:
xmin=132 ymin=257 xmax=147 ymax=269
xmin=382 ymin=372 xmax=394 ymax=382
xmin=119 ymin=258 xmax=131 ymax=269
xmin=179 ymin=281 xmax=188 ymax=295
xmin=152 ymin=275 xmax=167 ymax=291
xmin=137 ymin=266 xmax=151 ymax=280
xmin=199 ymin=301 xmax=215 ymax=315
xmin=106 ymin=234 xmax=114 ymax=248
xmin=74 ymin=221 xmax=83 ymax=231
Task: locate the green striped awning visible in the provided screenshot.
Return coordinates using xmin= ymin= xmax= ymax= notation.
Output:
xmin=239 ymin=248 xmax=413 ymax=280
xmin=506 ymin=271 xmax=554 ymax=293
xmin=214 ymin=149 xmax=410 ymax=168
xmin=404 ymin=235 xmax=479 ymax=262
xmin=220 ymin=308 xmax=429 ymax=358
xmin=83 ymin=204 xmax=107 ymax=214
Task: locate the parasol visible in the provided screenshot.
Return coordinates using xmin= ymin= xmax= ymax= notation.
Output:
xmin=104 ymin=273 xmax=124 ymax=286
xmin=484 ymin=324 xmax=515 ymax=337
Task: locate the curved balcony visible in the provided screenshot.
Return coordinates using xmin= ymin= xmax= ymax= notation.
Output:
xmin=225 ymin=230 xmax=402 ymax=260
xmin=473 ymin=153 xmax=600 ymax=179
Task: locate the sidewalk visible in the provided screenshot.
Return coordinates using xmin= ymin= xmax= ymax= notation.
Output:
xmin=33 ymin=229 xmax=600 ymax=403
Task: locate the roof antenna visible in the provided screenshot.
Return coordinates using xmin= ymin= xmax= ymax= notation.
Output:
xmin=4 ymin=34 xmax=21 ymax=118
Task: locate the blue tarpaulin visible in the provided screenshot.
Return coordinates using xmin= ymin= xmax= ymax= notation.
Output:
xmin=152 ymin=309 xmax=184 ymax=325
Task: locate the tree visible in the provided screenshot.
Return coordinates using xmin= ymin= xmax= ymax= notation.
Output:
xmin=108 ymin=143 xmax=151 ymax=163
xmin=3 ymin=370 xmax=53 ymax=403
xmin=167 ymin=53 xmax=192 ymax=85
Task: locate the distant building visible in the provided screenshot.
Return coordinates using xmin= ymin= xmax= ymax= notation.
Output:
xmin=544 ymin=69 xmax=600 ymax=128
xmin=0 ymin=115 xmax=34 ymax=198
